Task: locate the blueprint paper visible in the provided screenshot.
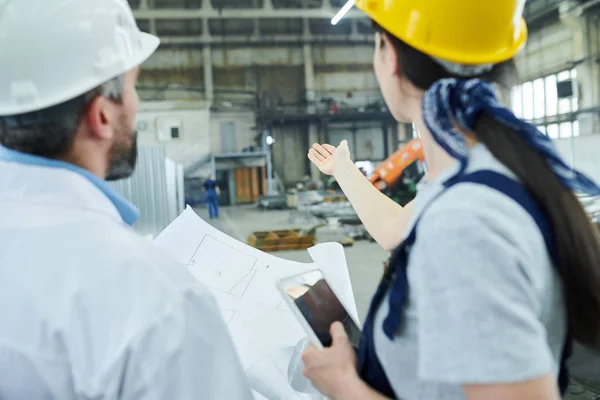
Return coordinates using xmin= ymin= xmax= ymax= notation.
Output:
xmin=154 ymin=206 xmax=358 ymax=399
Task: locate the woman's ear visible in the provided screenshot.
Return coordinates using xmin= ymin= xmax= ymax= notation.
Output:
xmin=380 ymin=33 xmax=400 ymax=77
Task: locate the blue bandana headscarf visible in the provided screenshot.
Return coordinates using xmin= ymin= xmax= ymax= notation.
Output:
xmin=422 ymin=78 xmax=600 ymax=196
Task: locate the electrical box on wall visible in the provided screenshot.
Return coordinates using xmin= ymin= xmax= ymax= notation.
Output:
xmin=156 ymin=118 xmax=183 ymax=142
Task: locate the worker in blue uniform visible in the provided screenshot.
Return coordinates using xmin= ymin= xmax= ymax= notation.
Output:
xmin=301 ymin=1 xmax=600 ymax=400
xmin=204 ymin=174 xmax=220 ymax=219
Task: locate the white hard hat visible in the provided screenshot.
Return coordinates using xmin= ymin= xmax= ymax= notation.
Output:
xmin=0 ymin=0 xmax=160 ymax=116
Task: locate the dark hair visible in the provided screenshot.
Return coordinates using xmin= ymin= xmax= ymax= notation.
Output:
xmin=374 ymin=24 xmax=600 ymax=347
xmin=0 ymin=75 xmax=124 ymax=159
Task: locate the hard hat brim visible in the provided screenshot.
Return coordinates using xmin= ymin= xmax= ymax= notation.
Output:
xmin=0 ymin=33 xmax=160 ymax=116
xmin=137 ymin=32 xmax=161 ymax=71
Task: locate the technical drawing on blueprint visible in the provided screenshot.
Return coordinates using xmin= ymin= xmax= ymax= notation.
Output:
xmin=185 ymin=234 xmax=259 ymax=298
xmin=154 ymin=206 xmax=358 ymax=400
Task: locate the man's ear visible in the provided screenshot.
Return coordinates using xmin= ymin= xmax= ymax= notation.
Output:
xmin=85 ymin=96 xmax=114 ymax=141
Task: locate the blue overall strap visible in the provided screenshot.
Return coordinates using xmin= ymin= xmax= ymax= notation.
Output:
xmin=355 ymin=244 xmax=408 ymax=397
xmin=356 ymin=191 xmax=444 ymax=397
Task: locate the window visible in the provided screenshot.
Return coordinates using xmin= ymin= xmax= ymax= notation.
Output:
xmin=558 ymin=96 xmax=572 ymax=114
xmin=547 ymin=124 xmax=559 ymax=140
xmin=512 ymin=69 xmax=579 ymax=138
xmin=512 ymin=86 xmax=523 ymax=118
xmin=560 ymin=122 xmax=572 ymax=139
xmin=522 ymin=81 xmax=534 ymax=120
xmin=545 ymin=75 xmax=558 ymax=117
xmin=557 ymin=70 xmax=571 ymax=82
xmin=533 ymin=78 xmax=545 ymax=119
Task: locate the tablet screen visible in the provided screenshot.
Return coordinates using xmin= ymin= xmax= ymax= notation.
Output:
xmin=283 ymin=271 xmax=362 ymax=348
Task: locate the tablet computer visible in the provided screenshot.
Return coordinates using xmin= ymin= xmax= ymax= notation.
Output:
xmin=277 ymin=269 xmax=362 ymax=349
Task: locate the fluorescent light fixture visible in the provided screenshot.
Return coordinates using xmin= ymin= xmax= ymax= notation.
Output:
xmin=331 ymin=0 xmax=355 ymax=25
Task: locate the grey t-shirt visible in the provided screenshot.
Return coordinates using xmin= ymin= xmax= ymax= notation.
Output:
xmin=374 ymin=144 xmax=567 ymax=399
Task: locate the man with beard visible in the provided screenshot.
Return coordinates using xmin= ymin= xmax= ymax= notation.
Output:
xmin=0 ymin=1 xmax=253 ymax=399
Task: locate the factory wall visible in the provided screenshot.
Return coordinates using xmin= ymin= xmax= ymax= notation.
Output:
xmin=137 ymin=44 xmax=388 ymax=185
xmin=271 ymin=125 xmax=310 ymax=184
xmin=312 ymin=45 xmax=381 ymax=106
xmin=515 ymin=20 xmax=573 ymax=81
xmin=138 ymin=48 xmax=205 ymax=101
xmin=554 ymin=135 xmax=600 ymax=184
xmin=136 ymin=101 xmax=212 ymax=171
xmin=210 ymin=111 xmax=257 ymax=153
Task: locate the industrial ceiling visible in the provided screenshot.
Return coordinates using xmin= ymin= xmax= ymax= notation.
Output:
xmin=130 ymin=0 xmax=371 ymax=45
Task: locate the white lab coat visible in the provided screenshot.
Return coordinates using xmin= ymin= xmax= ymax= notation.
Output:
xmin=0 ymin=160 xmax=254 ymax=399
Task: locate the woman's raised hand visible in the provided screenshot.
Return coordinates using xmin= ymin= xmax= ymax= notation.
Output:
xmin=307 ymin=140 xmax=352 ymax=176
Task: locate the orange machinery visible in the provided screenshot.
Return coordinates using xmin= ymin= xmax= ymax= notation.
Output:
xmin=370 ymin=138 xmax=425 ymax=191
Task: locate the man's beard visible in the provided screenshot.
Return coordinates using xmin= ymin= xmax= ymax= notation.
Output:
xmin=106 ymin=130 xmax=138 ymax=182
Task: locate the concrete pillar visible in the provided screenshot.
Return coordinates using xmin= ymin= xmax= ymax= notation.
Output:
xmin=385 ymin=123 xmax=399 ymax=156
xmin=144 ymin=0 xmax=156 ymax=37
xmin=560 ymin=3 xmax=600 ymax=135
xmin=308 ymin=124 xmax=320 ymax=181
xmin=303 ymin=44 xmax=316 ymax=109
xmin=302 ymin=22 xmax=320 ymax=182
xmin=577 ymin=16 xmax=600 ymax=135
xmin=203 ymin=45 xmax=214 ymax=106
xmin=351 ymin=20 xmax=359 ymax=35
xmin=148 ymin=18 xmax=157 ymax=36
xmin=228 ymin=171 xmax=237 ymax=206
xmin=397 ymin=123 xmax=412 ymax=142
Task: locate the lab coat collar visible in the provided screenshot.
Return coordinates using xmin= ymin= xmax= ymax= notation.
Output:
xmin=0 ymin=146 xmax=140 ymax=225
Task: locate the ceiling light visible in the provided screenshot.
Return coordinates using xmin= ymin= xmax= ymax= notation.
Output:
xmin=331 ymin=0 xmax=355 ymax=25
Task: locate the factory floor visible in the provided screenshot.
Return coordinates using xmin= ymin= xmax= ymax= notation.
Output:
xmin=194 ymin=205 xmax=600 ymax=399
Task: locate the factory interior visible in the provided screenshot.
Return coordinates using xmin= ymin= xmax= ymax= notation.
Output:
xmin=4 ymin=0 xmax=600 ymax=399
xmin=129 ymin=0 xmax=600 ymax=397
xmin=113 ymin=0 xmax=600 ymax=397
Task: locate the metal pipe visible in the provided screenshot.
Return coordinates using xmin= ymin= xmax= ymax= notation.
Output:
xmin=261 ymin=130 xmax=275 ymax=195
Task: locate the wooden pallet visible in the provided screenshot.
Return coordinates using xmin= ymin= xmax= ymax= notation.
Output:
xmin=247 ymin=231 xmax=279 ymax=248
xmin=322 ymin=195 xmax=347 ymax=203
xmin=248 ymin=229 xmax=316 ymax=252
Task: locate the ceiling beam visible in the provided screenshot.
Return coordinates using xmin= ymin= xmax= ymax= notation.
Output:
xmin=133 ymin=7 xmax=365 ymax=20
xmin=157 ymin=33 xmax=372 ymax=46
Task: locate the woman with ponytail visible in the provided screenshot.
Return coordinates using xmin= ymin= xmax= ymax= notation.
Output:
xmin=304 ymin=1 xmax=600 ymax=399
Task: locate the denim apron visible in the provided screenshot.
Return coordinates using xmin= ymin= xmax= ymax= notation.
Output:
xmin=356 ymin=170 xmax=572 ymax=398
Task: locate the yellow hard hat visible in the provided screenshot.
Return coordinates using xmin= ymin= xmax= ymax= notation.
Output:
xmin=355 ymin=0 xmax=528 ymax=65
